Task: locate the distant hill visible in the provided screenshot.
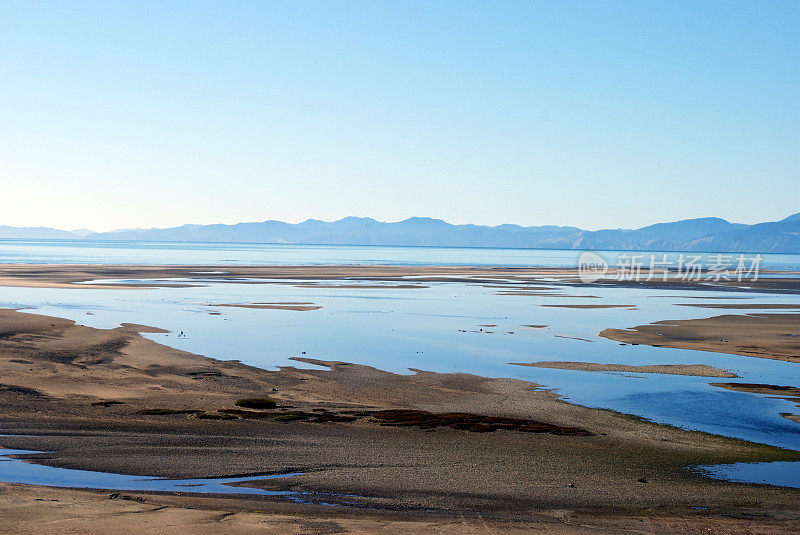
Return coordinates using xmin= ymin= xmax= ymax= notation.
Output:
xmin=80 ymin=213 xmax=800 ymax=253
xmin=0 ymin=226 xmax=82 ymax=240
xmin=88 ymin=217 xmax=581 ymax=248
xmin=685 ymin=219 xmax=800 ymax=253
xmin=69 ymin=228 xmax=96 ymax=237
xmin=536 ymin=217 xmax=748 ymax=251
xmin=3 ymin=213 xmax=798 ymax=252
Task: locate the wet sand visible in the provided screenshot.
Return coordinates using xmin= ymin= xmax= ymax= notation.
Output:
xmin=5 ymin=482 xmax=800 ymax=535
xmin=541 ymin=304 xmax=635 ymax=309
xmin=676 ymin=303 xmax=800 ymax=310
xmin=0 ymin=308 xmax=799 ymax=532
xmin=494 ymin=292 xmax=601 ymax=298
xmin=209 ymin=303 xmax=323 ymax=311
xmin=292 ymin=283 xmax=428 ymax=289
xmin=0 ymin=265 xmax=582 ymax=289
xmin=600 ymin=313 xmax=800 ymax=362
xmin=2 ymin=264 xmax=800 ymax=294
xmin=1 ymin=264 xmax=800 ymax=532
xmin=512 ymin=361 xmax=739 ymax=378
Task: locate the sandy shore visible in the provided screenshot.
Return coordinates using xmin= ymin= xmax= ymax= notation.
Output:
xmin=600 ymin=313 xmax=800 ymax=363
xmin=0 ymin=307 xmax=799 ymax=533
xmin=1 ymin=264 xmax=800 ymax=294
xmin=512 ymin=361 xmax=739 ymax=378
xmin=0 ymin=264 xmax=582 ymax=289
xmin=1 ymin=264 xmax=800 ymax=532
xmin=4 ymin=482 xmax=800 ymax=535
xmin=676 ymin=303 xmax=800 ymax=310
xmin=540 ymin=304 xmax=636 ymax=309
xmin=6 ymin=482 xmax=800 ymax=535
xmin=209 ymin=302 xmax=323 ymax=311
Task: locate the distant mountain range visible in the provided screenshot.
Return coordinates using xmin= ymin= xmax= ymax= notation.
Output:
xmin=1 ymin=213 xmax=799 ymax=253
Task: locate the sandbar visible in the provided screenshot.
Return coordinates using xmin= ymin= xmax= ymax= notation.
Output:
xmin=600 ymin=313 xmax=800 ymax=363
xmin=513 ymin=361 xmax=739 ymax=378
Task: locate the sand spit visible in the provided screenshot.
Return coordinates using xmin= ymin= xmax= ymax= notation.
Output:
xmin=600 ymin=313 xmax=800 ymax=363
xmin=2 ymin=264 xmax=800 ymax=294
xmin=513 ymin=361 xmax=739 ymax=378
xmin=553 ymin=335 xmax=595 ymax=343
xmin=209 ymin=302 xmax=323 ymax=311
xmin=676 ymin=303 xmax=800 ymax=310
xmin=541 ymin=304 xmax=636 ymax=309
xmin=496 ymin=292 xmax=601 ymax=298
xmin=660 ymin=296 xmax=755 ymax=300
xmin=292 ymin=283 xmax=428 ymax=289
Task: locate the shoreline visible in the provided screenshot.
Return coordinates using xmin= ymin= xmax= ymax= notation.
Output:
xmin=511 ymin=361 xmax=740 ymax=378
xmin=1 ymin=264 xmax=799 ymax=532
xmin=3 ymin=482 xmax=798 ymax=535
xmin=1 ymin=263 xmax=800 ymax=294
xmin=0 ymin=308 xmax=798 ymax=527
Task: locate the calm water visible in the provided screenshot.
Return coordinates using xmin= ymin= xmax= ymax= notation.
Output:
xmin=2 ymin=239 xmax=800 ymax=270
xmin=3 ymin=279 xmax=798 ymax=450
xmin=0 ymin=446 xmax=303 ymax=497
xmin=695 ymin=461 xmax=800 ymax=489
xmin=0 ymin=240 xmax=798 ymax=492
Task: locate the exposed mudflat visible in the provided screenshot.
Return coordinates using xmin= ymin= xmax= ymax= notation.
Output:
xmin=0 ymin=307 xmax=798 ymax=530
xmin=600 ymin=313 xmax=800 ymax=363
xmin=512 ymin=361 xmax=739 ymax=378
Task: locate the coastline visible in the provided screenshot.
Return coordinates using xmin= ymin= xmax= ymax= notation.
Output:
xmin=0 ymin=307 xmax=798 ymax=532
xmin=0 ymin=264 xmax=799 ymax=532
xmin=511 ymin=361 xmax=739 ymax=378
xmin=1 ymin=263 xmax=800 ymax=293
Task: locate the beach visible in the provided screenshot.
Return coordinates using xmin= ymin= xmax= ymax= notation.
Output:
xmin=0 ymin=265 xmax=798 ymax=533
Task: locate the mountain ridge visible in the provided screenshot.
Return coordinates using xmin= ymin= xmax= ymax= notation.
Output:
xmin=1 ymin=213 xmax=798 ymax=253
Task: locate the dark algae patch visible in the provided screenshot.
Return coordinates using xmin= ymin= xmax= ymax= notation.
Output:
xmin=91 ymin=400 xmax=125 ymax=407
xmin=195 ymin=412 xmax=238 ymax=420
xmin=137 ymin=402 xmax=592 ymax=436
xmin=364 ymin=409 xmax=594 ymax=435
xmin=0 ymin=383 xmax=49 ymax=398
xmin=220 ymin=408 xmax=358 ymax=423
xmin=234 ymin=398 xmax=277 ymax=409
xmin=136 ymin=408 xmax=205 ymax=415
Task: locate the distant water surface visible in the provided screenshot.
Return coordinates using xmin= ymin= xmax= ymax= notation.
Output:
xmin=1 ymin=239 xmax=800 ymax=270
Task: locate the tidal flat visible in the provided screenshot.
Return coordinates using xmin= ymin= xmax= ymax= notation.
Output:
xmin=0 ymin=264 xmax=798 ymax=533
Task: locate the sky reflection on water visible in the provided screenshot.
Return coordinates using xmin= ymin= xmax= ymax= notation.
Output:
xmin=1 ymin=276 xmax=799 ymax=487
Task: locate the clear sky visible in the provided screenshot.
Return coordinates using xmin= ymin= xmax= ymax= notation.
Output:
xmin=1 ymin=1 xmax=798 ymax=231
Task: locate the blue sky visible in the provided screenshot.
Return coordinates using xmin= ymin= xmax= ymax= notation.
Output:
xmin=1 ymin=1 xmax=798 ymax=231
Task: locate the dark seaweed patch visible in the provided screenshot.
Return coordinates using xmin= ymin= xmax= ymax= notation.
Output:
xmin=92 ymin=400 xmax=125 ymax=407
xmin=234 ymin=398 xmax=277 ymax=409
xmin=368 ymin=409 xmax=594 ymax=436
xmin=0 ymin=383 xmax=48 ymax=398
xmin=195 ymin=412 xmax=238 ymax=420
xmin=136 ymin=408 xmax=205 ymax=415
